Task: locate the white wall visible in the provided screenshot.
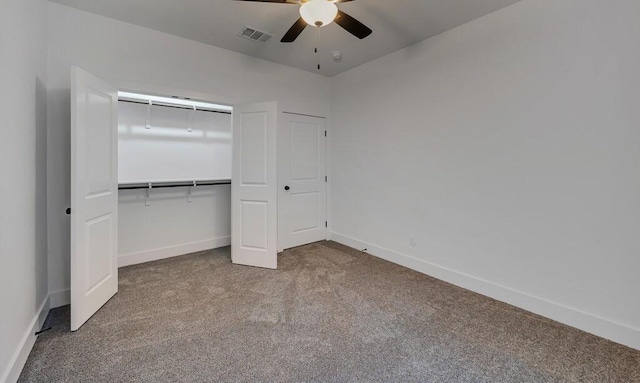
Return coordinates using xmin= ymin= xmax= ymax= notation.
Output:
xmin=118 ymin=102 xmax=232 ymax=183
xmin=0 ymin=0 xmax=49 ymax=381
xmin=46 ymin=2 xmax=331 ymax=301
xmin=118 ymin=186 xmax=231 ymax=266
xmin=117 ymin=101 xmax=232 ymax=266
xmin=330 ymin=0 xmax=640 ymax=350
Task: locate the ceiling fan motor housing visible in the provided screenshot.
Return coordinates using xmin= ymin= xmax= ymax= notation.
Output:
xmin=299 ymin=0 xmax=338 ymax=27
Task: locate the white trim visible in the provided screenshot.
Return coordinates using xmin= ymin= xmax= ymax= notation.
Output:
xmin=118 ymin=236 xmax=231 ymax=267
xmin=331 ymin=232 xmax=640 ymax=351
xmin=49 ymin=289 xmax=70 ymax=309
xmin=1 ymin=296 xmax=50 ymax=383
xmin=324 ymin=116 xmax=332 ymax=242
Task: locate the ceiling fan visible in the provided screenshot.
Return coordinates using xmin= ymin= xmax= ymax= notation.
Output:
xmin=235 ymin=0 xmax=372 ymax=43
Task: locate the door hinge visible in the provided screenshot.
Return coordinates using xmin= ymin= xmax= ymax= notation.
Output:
xmin=325 ymin=221 xmax=328 ymax=228
xmin=324 ymin=130 xmax=327 ymax=137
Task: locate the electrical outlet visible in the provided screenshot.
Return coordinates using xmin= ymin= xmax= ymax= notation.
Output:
xmin=410 ymin=236 xmax=416 ymax=247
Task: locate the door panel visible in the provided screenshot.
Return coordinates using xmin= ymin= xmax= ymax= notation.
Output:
xmin=292 ymin=192 xmax=319 ymax=232
xmin=232 ymin=103 xmax=278 ymax=269
xmin=291 ymin=123 xmax=319 ymax=180
xmin=240 ymin=112 xmax=268 ymax=185
xmin=85 ymin=215 xmax=112 ymax=291
xmin=278 ymin=113 xmax=327 ymax=250
xmin=241 ymin=201 xmax=269 ymax=249
xmin=71 ymin=67 xmax=118 ymax=331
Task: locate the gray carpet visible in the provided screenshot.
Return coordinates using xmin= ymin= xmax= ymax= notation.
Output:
xmin=19 ymin=241 xmax=640 ymax=382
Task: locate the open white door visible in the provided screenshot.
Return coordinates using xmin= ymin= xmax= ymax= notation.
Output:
xmin=231 ymin=102 xmax=278 ymax=269
xmin=70 ymin=67 xmax=119 ymax=331
xmin=278 ymin=113 xmax=327 ymax=251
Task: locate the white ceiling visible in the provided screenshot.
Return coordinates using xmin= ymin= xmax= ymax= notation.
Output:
xmin=50 ymin=0 xmax=523 ymax=77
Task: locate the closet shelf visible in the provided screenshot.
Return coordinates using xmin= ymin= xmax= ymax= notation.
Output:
xmin=118 ymin=179 xmax=231 ymax=190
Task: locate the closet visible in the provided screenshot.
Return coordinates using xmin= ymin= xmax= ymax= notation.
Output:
xmin=116 ymin=92 xmax=233 ymax=267
xmin=69 ymin=67 xmax=327 ymax=330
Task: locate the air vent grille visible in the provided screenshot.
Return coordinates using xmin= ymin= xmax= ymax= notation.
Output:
xmin=238 ymin=26 xmax=272 ymax=43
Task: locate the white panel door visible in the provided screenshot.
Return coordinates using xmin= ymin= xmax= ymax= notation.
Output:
xmin=232 ymin=102 xmax=278 ymax=269
xmin=70 ymin=67 xmax=119 ymax=331
xmin=278 ymin=113 xmax=327 ymax=251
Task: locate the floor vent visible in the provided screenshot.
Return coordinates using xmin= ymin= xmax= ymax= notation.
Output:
xmin=238 ymin=26 xmax=272 ymax=43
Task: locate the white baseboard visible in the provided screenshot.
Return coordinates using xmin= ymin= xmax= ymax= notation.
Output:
xmin=49 ymin=288 xmax=70 ymax=309
xmin=118 ymin=236 xmax=231 ymax=268
xmin=1 ymin=295 xmax=50 ymax=383
xmin=331 ymin=232 xmax=640 ymax=351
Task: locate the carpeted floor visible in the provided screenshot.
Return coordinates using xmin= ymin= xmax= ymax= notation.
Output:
xmin=19 ymin=241 xmax=640 ymax=382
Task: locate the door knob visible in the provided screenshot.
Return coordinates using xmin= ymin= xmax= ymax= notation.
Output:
xmin=284 ymin=185 xmax=290 ymax=191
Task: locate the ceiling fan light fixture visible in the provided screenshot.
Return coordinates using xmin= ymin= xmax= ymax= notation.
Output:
xmin=300 ymin=0 xmax=338 ymax=27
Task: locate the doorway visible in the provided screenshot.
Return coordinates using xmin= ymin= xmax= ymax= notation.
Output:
xmin=70 ymin=68 xmax=328 ymax=330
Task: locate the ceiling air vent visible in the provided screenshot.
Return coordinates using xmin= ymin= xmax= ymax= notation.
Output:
xmin=238 ymin=26 xmax=272 ymax=44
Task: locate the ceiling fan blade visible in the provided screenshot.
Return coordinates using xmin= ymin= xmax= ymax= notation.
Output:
xmin=281 ymin=17 xmax=307 ymax=42
xmin=334 ymin=10 xmax=372 ymax=39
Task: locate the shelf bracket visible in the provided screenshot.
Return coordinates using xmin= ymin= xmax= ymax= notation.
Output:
xmin=145 ymin=100 xmax=152 ymax=129
xmin=187 ymin=181 xmax=196 ymax=203
xmin=145 ymin=183 xmax=152 ymax=206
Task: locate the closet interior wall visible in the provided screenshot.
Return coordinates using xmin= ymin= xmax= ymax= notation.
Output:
xmin=117 ymin=100 xmax=232 ymax=267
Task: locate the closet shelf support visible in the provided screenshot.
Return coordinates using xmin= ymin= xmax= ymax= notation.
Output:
xmin=118 ymin=179 xmax=231 ymax=191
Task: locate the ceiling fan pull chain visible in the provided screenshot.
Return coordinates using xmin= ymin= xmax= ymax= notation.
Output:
xmin=315 ymin=27 xmax=320 ymax=70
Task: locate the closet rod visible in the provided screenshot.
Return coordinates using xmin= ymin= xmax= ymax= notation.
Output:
xmin=118 ymin=99 xmax=232 ymax=115
xmin=118 ymin=180 xmax=231 ymax=190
